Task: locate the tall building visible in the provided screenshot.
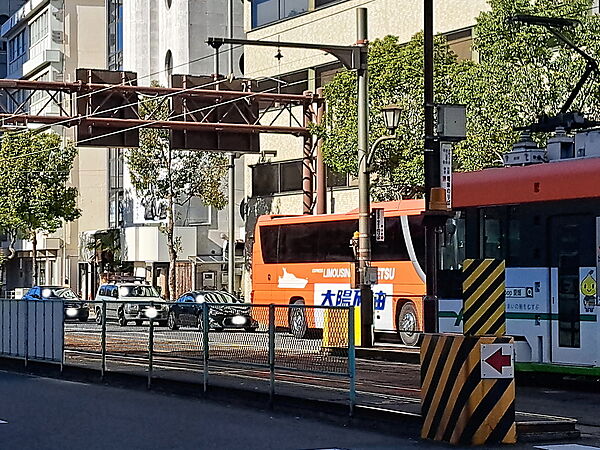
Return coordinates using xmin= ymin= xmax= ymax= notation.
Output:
xmin=96 ymin=0 xmax=247 ymax=297
xmin=0 ymin=0 xmax=106 ymax=295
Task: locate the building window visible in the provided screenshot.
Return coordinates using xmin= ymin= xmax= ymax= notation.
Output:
xmin=107 ymin=0 xmax=123 ymax=70
xmin=108 ymin=148 xmax=124 ymax=228
xmin=252 ymin=160 xmax=304 ymax=195
xmin=29 ymin=10 xmax=48 ymax=47
xmin=8 ymin=29 xmax=26 ymax=62
xmin=445 ymin=28 xmax=473 ymax=61
xmin=252 ymin=0 xmax=308 ymax=28
xmin=165 ymin=50 xmax=173 ymax=85
xmin=315 ymin=0 xmax=342 ymax=7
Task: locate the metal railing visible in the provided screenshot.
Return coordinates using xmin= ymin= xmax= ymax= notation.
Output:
xmin=54 ymin=300 xmax=356 ymax=414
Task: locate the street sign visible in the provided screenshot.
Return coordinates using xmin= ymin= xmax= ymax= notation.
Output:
xmin=440 ymin=143 xmax=452 ymax=209
xmin=373 ymin=208 xmax=385 ymax=242
xmin=481 ymin=343 xmax=514 ymax=379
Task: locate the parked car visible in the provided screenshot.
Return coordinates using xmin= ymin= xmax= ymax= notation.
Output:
xmin=94 ymin=283 xmax=169 ymax=326
xmin=168 ymin=291 xmax=258 ymax=331
xmin=22 ymin=286 xmax=89 ymax=322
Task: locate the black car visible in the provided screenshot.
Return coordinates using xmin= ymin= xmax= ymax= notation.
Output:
xmin=168 ymin=291 xmax=258 ymax=331
xmin=22 ymin=286 xmax=89 ymax=322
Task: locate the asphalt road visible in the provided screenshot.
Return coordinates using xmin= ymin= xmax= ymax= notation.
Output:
xmin=3 ymin=370 xmax=599 ymax=450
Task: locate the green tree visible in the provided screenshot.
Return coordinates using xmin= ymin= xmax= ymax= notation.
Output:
xmin=318 ymin=34 xmax=475 ymax=199
xmin=0 ymin=131 xmax=80 ymax=286
xmin=126 ymin=85 xmax=228 ymax=300
xmin=458 ymin=0 xmax=600 ymax=170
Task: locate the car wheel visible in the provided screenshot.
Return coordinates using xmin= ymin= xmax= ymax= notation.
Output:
xmin=397 ymin=302 xmax=419 ymax=347
xmin=118 ymin=310 xmax=128 ymax=327
xmin=289 ymin=300 xmax=308 ymax=339
xmin=168 ymin=312 xmax=179 ymax=330
xmin=135 ymin=320 xmax=143 ymax=326
xmin=95 ymin=308 xmax=103 ymax=325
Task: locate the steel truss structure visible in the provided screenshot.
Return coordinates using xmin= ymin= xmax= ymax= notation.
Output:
xmin=0 ymin=69 xmax=322 ymax=151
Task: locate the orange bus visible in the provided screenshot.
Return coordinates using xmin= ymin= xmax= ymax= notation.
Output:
xmin=252 ymin=199 xmax=426 ymax=345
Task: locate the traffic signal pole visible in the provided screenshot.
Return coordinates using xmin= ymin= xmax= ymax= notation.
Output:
xmin=423 ymin=0 xmax=440 ymax=333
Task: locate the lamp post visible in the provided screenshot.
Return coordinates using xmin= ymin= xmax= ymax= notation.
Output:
xmin=359 ymin=104 xmax=401 ymax=348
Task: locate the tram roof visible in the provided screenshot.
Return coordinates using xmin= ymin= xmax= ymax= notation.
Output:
xmin=454 ymin=157 xmax=600 ymax=207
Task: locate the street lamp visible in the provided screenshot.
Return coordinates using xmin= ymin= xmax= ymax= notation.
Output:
xmin=367 ymin=105 xmax=402 ymax=170
xmin=381 ymin=104 xmax=402 ymax=132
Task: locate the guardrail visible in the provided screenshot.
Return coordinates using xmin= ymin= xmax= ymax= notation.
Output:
xmin=3 ymin=299 xmax=357 ymax=414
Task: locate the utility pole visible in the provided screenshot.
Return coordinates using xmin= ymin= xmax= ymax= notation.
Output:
xmin=423 ymin=0 xmax=440 ymax=333
xmin=356 ymin=8 xmax=373 ymax=348
xmin=212 ymin=38 xmax=236 ymax=295
xmin=227 ymin=0 xmax=234 ymax=76
xmin=228 ymin=153 xmax=236 ymax=294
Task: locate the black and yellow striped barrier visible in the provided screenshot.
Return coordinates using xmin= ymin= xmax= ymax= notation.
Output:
xmin=463 ymin=258 xmax=506 ymax=336
xmin=421 ymin=334 xmax=516 ymax=445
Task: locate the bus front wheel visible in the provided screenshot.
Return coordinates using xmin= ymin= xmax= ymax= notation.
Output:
xmin=396 ymin=302 xmax=419 ymax=347
xmin=289 ymin=300 xmax=307 ymax=339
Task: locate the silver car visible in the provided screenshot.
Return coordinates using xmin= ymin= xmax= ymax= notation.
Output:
xmin=94 ymin=283 xmax=169 ymax=326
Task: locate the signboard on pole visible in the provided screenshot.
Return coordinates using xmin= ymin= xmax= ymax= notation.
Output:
xmin=440 ymin=142 xmax=453 ymax=209
xmin=373 ymin=208 xmax=385 ymax=242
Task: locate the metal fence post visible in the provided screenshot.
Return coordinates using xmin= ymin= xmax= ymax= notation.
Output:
xmin=24 ymin=300 xmax=29 ymax=368
xmin=101 ymin=301 xmax=107 ymax=379
xmin=60 ymin=300 xmax=64 ymax=373
xmin=268 ymin=304 xmax=275 ymax=409
xmin=202 ymin=304 xmax=209 ymax=395
xmin=348 ymin=306 xmax=356 ymax=417
xmin=148 ymin=314 xmax=154 ymax=390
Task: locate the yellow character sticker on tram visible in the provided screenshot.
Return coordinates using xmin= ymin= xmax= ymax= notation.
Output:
xmin=581 ymin=270 xmax=596 ymax=312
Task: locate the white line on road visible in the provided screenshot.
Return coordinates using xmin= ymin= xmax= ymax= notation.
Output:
xmin=535 ymin=445 xmax=600 ymax=449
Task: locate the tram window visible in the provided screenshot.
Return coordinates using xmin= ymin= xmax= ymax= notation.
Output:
xmin=441 ymin=213 xmax=465 ymax=270
xmin=507 ymin=206 xmax=521 ymax=265
xmin=481 ymin=208 xmax=506 ymax=260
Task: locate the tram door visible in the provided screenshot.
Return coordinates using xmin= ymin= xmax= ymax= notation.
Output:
xmin=549 ymin=215 xmax=597 ymax=366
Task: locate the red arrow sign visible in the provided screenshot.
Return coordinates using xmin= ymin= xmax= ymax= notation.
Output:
xmin=484 ymin=348 xmax=511 ymax=374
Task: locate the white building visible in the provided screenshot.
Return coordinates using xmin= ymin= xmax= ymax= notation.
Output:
xmin=107 ymin=0 xmax=247 ymax=296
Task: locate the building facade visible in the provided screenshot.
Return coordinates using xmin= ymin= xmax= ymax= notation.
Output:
xmin=0 ymin=0 xmax=107 ymax=296
xmin=240 ymin=0 xmax=491 ymax=295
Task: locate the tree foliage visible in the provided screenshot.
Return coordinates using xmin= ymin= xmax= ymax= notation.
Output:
xmin=126 ymin=83 xmax=228 ymax=299
xmin=459 ymin=0 xmax=600 ymax=171
xmin=318 ymin=0 xmax=600 ymax=198
xmin=0 ymin=131 xmax=80 ymax=285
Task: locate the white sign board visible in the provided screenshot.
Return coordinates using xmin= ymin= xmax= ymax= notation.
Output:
xmin=481 ymin=343 xmax=514 ymax=379
xmin=374 ymin=208 xmax=385 ymax=242
xmin=440 ymin=143 xmax=452 ymax=209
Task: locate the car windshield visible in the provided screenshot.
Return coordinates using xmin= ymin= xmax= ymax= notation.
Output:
xmin=202 ymin=292 xmax=242 ymax=303
xmin=118 ymin=285 xmax=160 ymax=298
xmin=41 ymin=287 xmax=78 ymax=299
